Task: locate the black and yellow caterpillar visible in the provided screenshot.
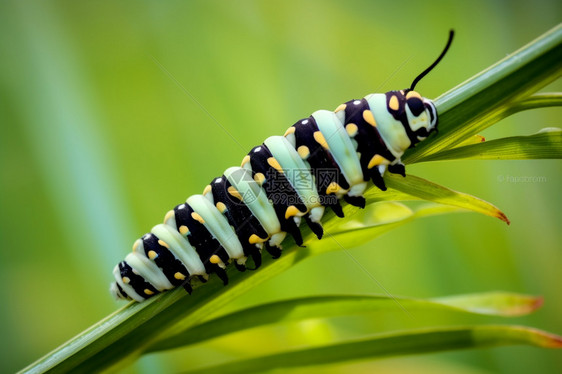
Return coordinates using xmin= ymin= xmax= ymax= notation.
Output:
xmin=111 ymin=31 xmax=454 ymax=302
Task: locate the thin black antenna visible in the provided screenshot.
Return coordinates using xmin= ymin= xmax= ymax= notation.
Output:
xmin=410 ymin=30 xmax=454 ymax=91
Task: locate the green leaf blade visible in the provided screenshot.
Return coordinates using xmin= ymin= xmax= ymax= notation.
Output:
xmin=148 ymin=292 xmax=543 ymax=352
xmin=182 ymin=326 xmax=562 ymax=374
xmin=418 ymin=128 xmax=562 ymax=162
xmin=366 ymin=174 xmax=510 ymax=224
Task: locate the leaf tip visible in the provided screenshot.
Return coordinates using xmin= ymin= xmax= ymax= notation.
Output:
xmin=521 ymin=326 xmax=562 ymax=348
xmin=543 ymin=332 xmax=562 ymax=348
xmin=532 ymin=295 xmax=544 ymax=311
xmin=497 ymin=210 xmax=511 ymax=225
xmin=502 ymin=294 xmax=544 ymax=316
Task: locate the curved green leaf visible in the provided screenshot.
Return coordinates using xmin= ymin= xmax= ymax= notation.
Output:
xmin=147 ymin=292 xmax=542 ymax=352
xmin=418 ymin=128 xmax=562 ymax=162
xmin=447 ymin=93 xmax=561 ymax=150
xmin=321 ymin=202 xmax=464 ymax=251
xmin=431 ymin=292 xmax=543 ymax=317
xmin=509 ymin=92 xmax=562 ymax=113
xmin=365 ymin=173 xmax=510 ymax=224
xmin=182 ymin=325 xmax=562 ymax=374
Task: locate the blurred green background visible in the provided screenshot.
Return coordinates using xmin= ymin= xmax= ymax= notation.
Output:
xmin=0 ymin=1 xmax=560 ymax=373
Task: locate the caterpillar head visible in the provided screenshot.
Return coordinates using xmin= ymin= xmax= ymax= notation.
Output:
xmin=403 ymin=90 xmax=438 ymax=143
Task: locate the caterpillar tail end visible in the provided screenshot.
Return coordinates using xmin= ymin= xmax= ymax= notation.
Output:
xmin=110 ymin=281 xmax=130 ymax=301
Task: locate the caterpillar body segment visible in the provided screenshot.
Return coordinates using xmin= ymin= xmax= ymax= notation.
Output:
xmin=110 ymin=31 xmax=453 ymax=302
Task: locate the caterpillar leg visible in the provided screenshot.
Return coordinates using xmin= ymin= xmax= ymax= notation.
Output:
xmin=214 ymin=265 xmax=229 ymax=285
xmin=368 ymin=167 xmax=387 ymax=191
xmin=267 ymin=233 xmax=285 ymax=257
xmin=234 ymin=262 xmax=247 ymax=272
xmin=388 ymin=162 xmax=406 ymax=177
xmin=250 ymin=250 xmax=262 ymax=269
xmin=343 ymin=183 xmax=367 ymax=209
xmin=305 ymin=217 xmax=323 ymax=239
xmin=282 ymin=217 xmax=304 ymax=246
xmin=305 ymin=206 xmax=325 ymax=239
xmin=182 ymin=281 xmax=193 ymax=294
xmin=343 ymin=194 xmax=366 ymax=209
xmin=329 ymin=200 xmax=344 ymax=218
xmin=265 ymin=242 xmax=282 ymax=259
xmin=197 ymin=275 xmax=208 ymax=283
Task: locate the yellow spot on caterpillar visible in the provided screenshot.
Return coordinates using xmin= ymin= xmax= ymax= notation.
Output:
xmin=297 ymin=145 xmax=310 ymax=159
xmin=334 ymin=103 xmax=347 ymax=113
xmin=122 ymin=277 xmax=130 ymax=284
xmin=389 ymin=95 xmax=399 ymax=111
xmin=148 ymin=250 xmax=157 ymax=260
xmin=313 ymin=131 xmax=329 ymax=149
xmin=346 ymin=123 xmax=358 ymax=137
xmin=285 ymin=205 xmax=300 ymax=219
xmin=368 ymin=155 xmax=388 ymax=169
xmin=163 ymin=210 xmax=174 ymax=224
xmin=144 ymin=289 xmax=154 ymax=295
xmin=406 ymin=91 xmax=421 ymax=99
xmin=267 ymin=157 xmax=283 ymax=173
xmin=241 ymin=155 xmax=251 ymax=167
xmin=132 ymin=239 xmax=141 ymax=252
xmin=227 ymin=186 xmax=243 ymax=201
xmin=191 ymin=212 xmax=206 ymax=224
xmin=400 ymin=90 xmax=405 ymax=94
xmin=216 ymin=201 xmax=227 ymax=213
xmin=158 ymin=239 xmax=170 ymax=248
xmin=254 ymin=172 xmax=265 ymax=185
xmin=210 ymin=255 xmax=221 ymax=264
xmin=326 ymin=182 xmax=342 ymax=195
xmin=363 ymin=110 xmax=376 ymax=127
xmin=203 ymin=184 xmax=212 ymax=195
xmin=249 ymin=234 xmax=268 ymax=244
xmin=174 ymin=272 xmax=186 ymax=280
xmin=179 ymin=225 xmax=189 ymax=235
xmin=284 ymin=127 xmax=296 ymax=136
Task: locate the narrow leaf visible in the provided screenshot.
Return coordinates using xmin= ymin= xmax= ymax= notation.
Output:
xmin=319 ymin=202 xmax=414 ymax=251
xmin=365 ymin=173 xmax=510 ymax=224
xmin=148 ymin=292 xmax=542 ymax=352
xmin=432 ymin=292 xmax=543 ymax=317
xmin=418 ymin=128 xmax=562 ymax=162
xmin=182 ymin=325 xmax=562 ymax=374
xmin=509 ymin=92 xmax=562 ymax=113
xmin=321 ymin=202 xmax=464 ymax=252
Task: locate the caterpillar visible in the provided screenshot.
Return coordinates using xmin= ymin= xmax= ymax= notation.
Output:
xmin=110 ymin=31 xmax=454 ymax=302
